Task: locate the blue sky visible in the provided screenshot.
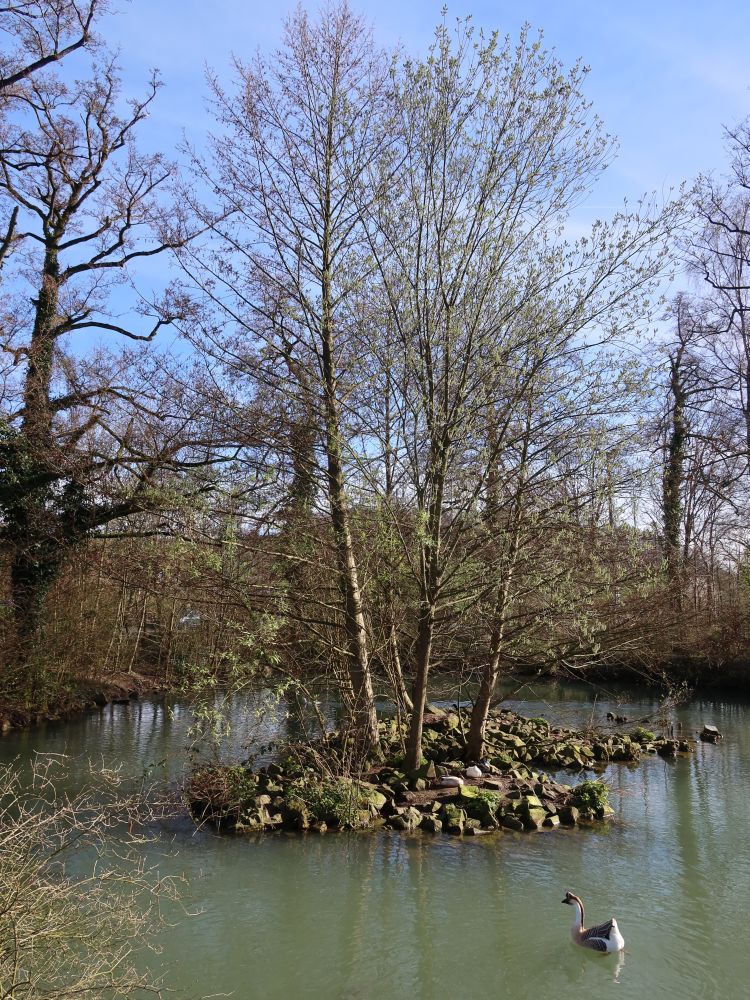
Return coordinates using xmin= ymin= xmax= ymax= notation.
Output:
xmin=100 ymin=0 xmax=750 ymax=214
xmin=41 ymin=0 xmax=750 ymax=344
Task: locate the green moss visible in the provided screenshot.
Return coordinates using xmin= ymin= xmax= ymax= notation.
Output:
xmin=630 ymin=727 xmax=656 ymax=744
xmin=475 ymin=789 xmax=502 ymax=811
xmin=294 ymin=778 xmax=359 ymax=827
xmin=572 ymin=779 xmax=609 ymax=814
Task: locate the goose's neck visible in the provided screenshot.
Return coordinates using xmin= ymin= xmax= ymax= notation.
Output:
xmin=571 ymin=899 xmax=584 ymax=931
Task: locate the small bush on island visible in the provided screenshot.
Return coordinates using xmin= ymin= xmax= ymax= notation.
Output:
xmin=571 ymin=779 xmax=610 ymax=816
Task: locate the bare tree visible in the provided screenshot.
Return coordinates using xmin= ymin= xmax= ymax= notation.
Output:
xmin=358 ymin=18 xmax=680 ymax=768
xmin=0 ymin=53 xmax=204 ymax=664
xmin=0 ymin=1 xmax=107 ymax=266
xmin=692 ymin=158 xmax=750 ymax=476
xmin=0 ymin=0 xmax=104 ymax=94
xmin=181 ymin=1 xmax=394 ymax=753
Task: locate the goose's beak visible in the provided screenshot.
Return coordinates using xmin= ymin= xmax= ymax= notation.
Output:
xmin=561 ymin=896 xmax=572 ymax=904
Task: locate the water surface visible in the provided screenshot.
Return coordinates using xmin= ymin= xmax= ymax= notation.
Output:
xmin=2 ymin=680 xmax=746 ymax=999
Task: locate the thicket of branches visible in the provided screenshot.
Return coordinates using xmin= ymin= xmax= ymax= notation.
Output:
xmin=0 ymin=754 xmax=180 ymax=998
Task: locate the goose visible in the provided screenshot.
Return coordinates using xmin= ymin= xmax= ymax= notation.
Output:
xmin=464 ymin=764 xmax=483 ymax=779
xmin=562 ymin=891 xmax=625 ymax=953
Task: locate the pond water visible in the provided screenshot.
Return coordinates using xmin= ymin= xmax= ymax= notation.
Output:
xmin=1 ymin=679 xmax=748 ymax=1000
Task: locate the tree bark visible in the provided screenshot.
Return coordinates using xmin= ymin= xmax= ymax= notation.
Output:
xmin=7 ymin=247 xmax=61 ymax=652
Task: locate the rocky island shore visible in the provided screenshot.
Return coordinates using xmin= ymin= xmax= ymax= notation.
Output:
xmin=188 ymin=705 xmax=708 ymax=838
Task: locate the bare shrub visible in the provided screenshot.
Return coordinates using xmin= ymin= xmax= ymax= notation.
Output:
xmin=0 ymin=754 xmax=181 ymax=998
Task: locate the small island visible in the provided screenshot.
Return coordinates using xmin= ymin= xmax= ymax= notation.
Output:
xmin=188 ymin=705 xmax=699 ymax=836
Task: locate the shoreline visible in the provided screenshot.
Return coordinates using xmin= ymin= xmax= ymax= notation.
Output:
xmin=1 ymin=654 xmax=747 ymax=735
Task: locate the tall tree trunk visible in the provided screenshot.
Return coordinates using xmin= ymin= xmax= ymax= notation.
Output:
xmin=404 ymin=464 xmax=444 ymax=770
xmin=381 ymin=351 xmax=412 ymax=714
xmin=321 ymin=250 xmax=379 ymax=754
xmin=7 ymin=248 xmax=61 ymax=657
xmin=405 ymin=598 xmax=434 ymax=770
xmin=662 ymin=342 xmax=687 ymax=608
xmin=323 ymin=408 xmax=379 ymax=751
xmin=465 ymin=570 xmax=513 ymax=761
xmin=387 ymin=618 xmax=412 ymax=713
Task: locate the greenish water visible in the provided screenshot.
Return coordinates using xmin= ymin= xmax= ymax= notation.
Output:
xmin=2 ymin=681 xmax=748 ymax=999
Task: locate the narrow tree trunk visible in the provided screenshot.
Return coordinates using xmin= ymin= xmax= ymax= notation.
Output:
xmin=465 ymin=574 xmax=512 ymax=761
xmin=404 ymin=436 xmax=447 ymax=770
xmin=388 ymin=618 xmax=412 ymax=713
xmin=320 ymin=261 xmax=379 ymax=753
xmin=662 ymin=347 xmax=687 ymax=609
xmin=466 ymin=419 xmax=527 ymax=761
xmin=313 ymin=75 xmax=380 ymax=755
xmin=405 ymin=599 xmax=434 ymax=770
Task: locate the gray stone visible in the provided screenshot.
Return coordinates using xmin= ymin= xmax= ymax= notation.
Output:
xmin=420 ymin=815 xmax=443 ymax=834
xmin=558 ymin=805 xmax=580 ymax=826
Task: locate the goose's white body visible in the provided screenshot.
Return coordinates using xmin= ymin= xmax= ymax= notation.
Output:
xmin=562 ymin=892 xmax=625 ymax=954
xmin=464 ymin=765 xmax=483 ymax=778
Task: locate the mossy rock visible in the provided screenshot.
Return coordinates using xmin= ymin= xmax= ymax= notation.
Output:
xmin=283 ymin=795 xmax=311 ymax=830
xmin=387 ymin=806 xmax=422 ymax=831
xmin=237 ymin=813 xmax=263 ymax=831
xmin=442 ymin=760 xmax=465 ymax=772
xmin=358 ymin=784 xmax=388 ymax=813
xmin=440 ymin=803 xmax=466 ymax=833
xmin=522 ymin=807 xmax=547 ymax=830
xmin=509 ymin=767 xmax=530 ymax=782
xmin=410 ymin=761 xmax=438 ymax=781
xmin=502 ymin=814 xmax=524 ymax=831
xmin=490 ymin=754 xmax=514 ymax=771
xmin=520 ymin=794 xmax=544 ymax=811
xmin=497 ymin=733 xmax=526 ymax=749
xmin=464 ymin=795 xmax=500 ymax=828
xmin=458 ymin=784 xmax=479 ymax=800
xmin=529 ymin=717 xmax=550 ymax=733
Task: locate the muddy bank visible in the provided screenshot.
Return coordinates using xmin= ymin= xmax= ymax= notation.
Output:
xmin=0 ymin=669 xmax=169 ymax=733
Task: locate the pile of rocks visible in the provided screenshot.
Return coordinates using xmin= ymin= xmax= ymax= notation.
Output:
xmin=187 ymin=706 xmax=627 ymax=837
